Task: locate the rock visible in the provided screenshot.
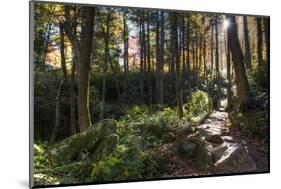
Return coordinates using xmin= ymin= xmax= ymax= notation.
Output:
xmin=50 ymin=119 xmax=119 ymax=164
xmin=211 ymin=145 xmax=228 ymax=162
xmin=177 ymin=133 xmax=213 ymax=168
xmin=205 ymin=134 xmax=223 ymax=144
xmin=214 ymin=143 xmax=257 ymax=173
xmin=163 ymin=132 xmax=176 ymax=143
xmin=175 ymin=126 xmax=196 ymax=142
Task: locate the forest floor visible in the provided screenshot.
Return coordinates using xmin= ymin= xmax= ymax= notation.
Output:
xmin=156 ymin=108 xmax=269 ymax=177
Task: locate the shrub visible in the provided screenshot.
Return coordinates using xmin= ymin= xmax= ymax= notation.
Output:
xmin=185 ymin=90 xmax=212 ymax=124
xmin=251 ymin=62 xmax=269 ymax=91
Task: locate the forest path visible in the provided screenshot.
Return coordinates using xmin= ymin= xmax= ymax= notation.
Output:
xmin=158 ymin=108 xmax=268 ymax=177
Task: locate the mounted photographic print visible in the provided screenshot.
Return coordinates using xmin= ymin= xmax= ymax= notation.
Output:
xmin=29 ymin=0 xmax=270 ymax=188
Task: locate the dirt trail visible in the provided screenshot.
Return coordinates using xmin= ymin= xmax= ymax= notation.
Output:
xmin=158 ymin=110 xmax=268 ymax=177
xmin=198 ymin=111 xmax=268 ymax=172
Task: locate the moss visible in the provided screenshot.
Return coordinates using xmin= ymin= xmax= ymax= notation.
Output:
xmin=50 ymin=119 xmax=119 ymax=164
xmin=229 ymin=110 xmax=268 ymax=142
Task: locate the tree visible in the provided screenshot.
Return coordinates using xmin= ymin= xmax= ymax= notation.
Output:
xmin=64 ymin=6 xmax=95 ymax=132
xmin=139 ymin=10 xmax=144 ymax=103
xmin=243 ymin=16 xmax=251 ymax=70
xmin=186 ymin=15 xmax=191 ymax=95
xmin=226 ymin=15 xmax=250 ymax=109
xmin=215 ymin=15 xmax=221 ymax=109
xmin=263 ymin=17 xmax=269 ymax=64
xmin=147 ymin=11 xmax=152 ymax=109
xmin=123 ymin=11 xmax=129 ymax=100
xmin=51 ymin=21 xmax=67 ymax=142
xmin=100 ymin=9 xmax=111 ymax=120
xmin=257 ymin=17 xmax=263 ymax=67
xmin=171 ymin=13 xmax=184 ymax=118
xmin=159 ymin=11 xmax=165 ymax=104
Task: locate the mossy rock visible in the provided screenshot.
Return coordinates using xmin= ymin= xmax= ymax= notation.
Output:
xmin=177 ymin=133 xmax=213 ymax=168
xmin=175 ymin=126 xmax=196 ymax=143
xmin=49 ymin=119 xmax=119 ymax=164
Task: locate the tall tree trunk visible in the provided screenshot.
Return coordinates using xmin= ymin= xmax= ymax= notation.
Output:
xmin=52 ymin=22 xmax=67 ymax=142
xmin=70 ymin=53 xmax=77 ymax=135
xmin=147 ymin=12 xmax=152 ymax=109
xmin=171 ymin=13 xmax=184 ymax=118
xmin=142 ymin=11 xmax=147 ymax=73
xmin=243 ymin=16 xmax=251 ymax=70
xmin=215 ymin=15 xmax=221 ymax=109
xmin=186 ymin=15 xmax=191 ymax=96
xmin=78 ymin=7 xmax=95 ymax=131
xmin=211 ymin=23 xmax=214 ymax=73
xmin=225 ymin=30 xmax=232 ymax=110
xmin=159 ymin=11 xmax=165 ymax=104
xmin=227 ymin=15 xmax=250 ymax=109
xmin=181 ymin=15 xmax=186 ymax=100
xmin=123 ymin=12 xmax=128 ymax=101
xmin=263 ymin=17 xmax=269 ymax=64
xmin=156 ymin=11 xmax=160 ymax=103
xmin=257 ymin=17 xmax=263 ymax=68
xmin=139 ymin=11 xmax=144 ymax=103
xmin=64 ymin=6 xmax=95 ymax=131
xmin=195 ymin=27 xmax=199 ymax=77
xmin=100 ymin=10 xmax=111 ymax=120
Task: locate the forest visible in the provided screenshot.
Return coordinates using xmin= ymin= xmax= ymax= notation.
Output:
xmin=32 ymin=2 xmax=269 ymax=186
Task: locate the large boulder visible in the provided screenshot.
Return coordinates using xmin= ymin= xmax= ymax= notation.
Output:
xmin=177 ymin=133 xmax=213 ymax=168
xmin=214 ymin=143 xmax=257 ymax=173
xmin=50 ymin=119 xmax=119 ymax=164
xmin=205 ymin=134 xmax=223 ymax=144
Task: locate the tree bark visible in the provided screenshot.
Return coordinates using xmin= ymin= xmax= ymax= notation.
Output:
xmin=123 ymin=12 xmax=128 ymax=100
xmin=257 ymin=17 xmax=263 ymax=68
xmin=263 ymin=17 xmax=269 ymax=64
xmin=139 ymin=11 xmax=144 ymax=103
xmin=243 ymin=16 xmax=251 ymax=70
xmin=171 ymin=13 xmax=184 ymax=118
xmin=64 ymin=6 xmax=95 ymax=132
xmin=186 ymin=15 xmax=191 ymax=96
xmin=215 ymin=15 xmax=221 ymax=109
xmin=100 ymin=10 xmax=111 ymax=120
xmin=147 ymin=12 xmax=152 ymax=110
xmin=159 ymin=11 xmax=165 ymax=104
xmin=52 ymin=22 xmax=67 ymax=142
xmin=226 ymin=15 xmax=250 ymax=109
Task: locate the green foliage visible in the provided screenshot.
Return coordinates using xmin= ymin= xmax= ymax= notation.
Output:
xmin=145 ymin=107 xmax=179 ymax=129
xmin=185 ymin=90 xmax=212 ymax=124
xmin=120 ymin=105 xmax=149 ymax=122
xmin=251 ymin=62 xmax=269 ymax=91
xmin=90 ymin=145 xmax=145 ymax=181
xmin=230 ymin=111 xmax=269 ymax=142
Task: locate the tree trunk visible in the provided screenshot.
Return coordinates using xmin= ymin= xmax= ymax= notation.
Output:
xmin=147 ymin=12 xmax=152 ymax=110
xmin=70 ymin=53 xmax=77 ymax=135
xmin=159 ymin=11 xmax=165 ymax=104
xmin=100 ymin=10 xmax=111 ymax=120
xmin=52 ymin=22 xmax=67 ymax=142
xmin=215 ymin=15 xmax=221 ymax=109
xmin=211 ymin=23 xmax=214 ymax=73
xmin=123 ymin=12 xmax=128 ymax=101
xmin=263 ymin=17 xmax=269 ymax=64
xmin=139 ymin=11 xmax=144 ymax=103
xmin=257 ymin=17 xmax=263 ymax=68
xmin=186 ymin=15 xmax=191 ymax=96
xmin=243 ymin=16 xmax=251 ymax=70
xmin=78 ymin=7 xmax=95 ymax=131
xmin=227 ymin=15 xmax=250 ymax=109
xmin=226 ymin=30 xmax=232 ymax=110
xmin=156 ymin=11 xmax=160 ymax=104
xmin=171 ymin=13 xmax=184 ymax=118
